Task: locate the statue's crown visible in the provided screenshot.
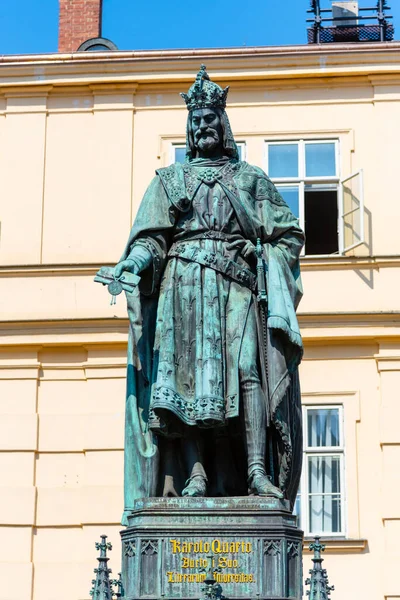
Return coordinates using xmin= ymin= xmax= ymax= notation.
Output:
xmin=180 ymin=65 xmax=229 ymax=111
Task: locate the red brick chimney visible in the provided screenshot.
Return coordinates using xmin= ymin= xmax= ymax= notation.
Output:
xmin=58 ymin=0 xmax=103 ymax=53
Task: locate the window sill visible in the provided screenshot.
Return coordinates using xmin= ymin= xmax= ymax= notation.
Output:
xmin=300 ymin=254 xmax=400 ymax=270
xmin=303 ymin=537 xmax=367 ymax=554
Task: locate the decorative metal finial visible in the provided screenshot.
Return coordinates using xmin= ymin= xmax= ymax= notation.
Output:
xmin=199 ymin=554 xmax=224 ymax=600
xmin=195 ymin=64 xmax=210 ymax=91
xmin=111 ymin=572 xmax=125 ymax=598
xmin=90 ymin=535 xmax=114 ymax=599
xmin=305 ymin=537 xmax=334 ymax=600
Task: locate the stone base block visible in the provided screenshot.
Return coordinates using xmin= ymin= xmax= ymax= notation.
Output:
xmin=121 ymin=497 xmax=303 ymax=600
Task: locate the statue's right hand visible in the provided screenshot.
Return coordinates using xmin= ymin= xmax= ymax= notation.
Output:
xmin=115 ymin=244 xmax=153 ymax=279
xmin=114 ymin=259 xmax=138 ymax=279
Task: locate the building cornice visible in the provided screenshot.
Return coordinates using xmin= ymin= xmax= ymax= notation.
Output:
xmin=0 ymin=43 xmax=399 ymax=90
xmin=1 ymin=254 xmax=400 ymax=276
xmin=1 ymin=314 xmax=400 ymax=348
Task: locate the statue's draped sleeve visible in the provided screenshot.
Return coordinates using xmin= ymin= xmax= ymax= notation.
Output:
xmin=235 ymin=165 xmax=304 ymax=506
xmin=120 ymin=175 xmax=175 ymax=525
xmin=120 ymin=176 xmax=175 ymax=297
xmin=263 ymin=179 xmax=303 ymax=505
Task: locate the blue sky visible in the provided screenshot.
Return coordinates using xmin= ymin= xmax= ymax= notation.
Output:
xmin=0 ymin=0 xmax=398 ymax=54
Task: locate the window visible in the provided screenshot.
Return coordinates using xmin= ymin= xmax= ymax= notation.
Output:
xmin=171 ymin=142 xmax=246 ymax=164
xmin=340 ymin=170 xmax=365 ymax=253
xmin=265 ymin=140 xmax=364 ymax=255
xmin=294 ymin=406 xmax=345 ymax=536
xmin=172 ymin=145 xmax=187 ymax=164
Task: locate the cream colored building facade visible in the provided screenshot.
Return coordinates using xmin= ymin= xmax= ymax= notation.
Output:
xmin=1 ymin=43 xmax=400 ymax=600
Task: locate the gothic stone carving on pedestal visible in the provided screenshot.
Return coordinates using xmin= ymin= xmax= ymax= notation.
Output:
xmin=121 ymin=497 xmax=303 ymax=600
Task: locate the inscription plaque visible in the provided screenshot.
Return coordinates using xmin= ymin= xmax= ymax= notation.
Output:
xmin=121 ymin=497 xmax=303 ymax=600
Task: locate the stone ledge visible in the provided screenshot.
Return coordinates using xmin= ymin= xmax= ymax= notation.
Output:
xmin=303 ymin=537 xmax=367 ymax=553
xmin=126 ymin=497 xmax=297 ymax=535
xmin=133 ymin=495 xmax=291 ymax=512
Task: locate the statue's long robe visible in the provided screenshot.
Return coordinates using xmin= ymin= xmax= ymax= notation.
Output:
xmin=120 ymin=160 xmax=304 ymax=525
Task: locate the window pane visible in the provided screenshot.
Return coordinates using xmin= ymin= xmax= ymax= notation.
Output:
xmin=308 ymin=408 xmax=340 ymax=447
xmin=308 ymin=456 xmax=342 ymax=533
xmin=309 ymin=494 xmax=342 ymax=533
xmin=276 ymin=186 xmax=299 ymax=218
xmin=293 ymin=493 xmax=302 ymax=528
xmin=304 ymin=189 xmax=338 ymax=255
xmin=308 ymin=456 xmax=341 ymax=495
xmin=342 ymin=171 xmax=363 ymax=251
xmin=237 ymin=144 xmax=243 ymax=160
xmin=305 ymin=143 xmax=336 ymax=177
xmin=174 ymin=147 xmax=186 ymax=163
xmin=268 ymin=144 xmax=298 ymax=178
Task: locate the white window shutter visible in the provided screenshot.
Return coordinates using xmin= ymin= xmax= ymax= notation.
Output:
xmin=339 ymin=169 xmax=365 ymax=254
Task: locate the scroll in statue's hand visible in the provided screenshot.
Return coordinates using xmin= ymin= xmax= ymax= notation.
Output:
xmin=94 ymin=266 xmax=141 ymax=305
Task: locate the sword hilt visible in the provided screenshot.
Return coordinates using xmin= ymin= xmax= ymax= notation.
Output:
xmin=256 ymin=238 xmax=268 ymax=305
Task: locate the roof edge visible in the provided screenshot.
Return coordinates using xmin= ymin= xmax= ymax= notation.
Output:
xmin=1 ymin=41 xmax=400 ymax=65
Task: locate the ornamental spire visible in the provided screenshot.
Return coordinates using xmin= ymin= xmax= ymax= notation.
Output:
xmin=111 ymin=572 xmax=124 ymax=598
xmin=305 ymin=537 xmax=334 ymax=600
xmin=90 ymin=535 xmax=114 ymax=600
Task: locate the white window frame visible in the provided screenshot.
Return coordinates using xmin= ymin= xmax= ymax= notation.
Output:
xmin=170 ymin=143 xmax=186 ymax=165
xmin=169 ymin=141 xmax=247 ymax=164
xmin=297 ymin=404 xmax=346 ymax=538
xmin=265 ymin=139 xmax=366 ymax=256
xmin=265 ymin=139 xmax=340 ymax=184
xmin=339 ymin=169 xmax=365 ymax=253
xmin=236 ymin=141 xmax=247 ymax=161
xmin=265 ymin=139 xmax=340 ymax=256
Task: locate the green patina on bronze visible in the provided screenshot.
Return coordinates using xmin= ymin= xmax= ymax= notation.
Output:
xmin=305 ymin=537 xmax=334 ymax=600
xmin=90 ymin=535 xmax=114 ymax=600
xmin=111 ymin=65 xmax=304 ymax=526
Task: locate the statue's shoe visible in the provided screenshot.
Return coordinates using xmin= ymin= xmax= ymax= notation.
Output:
xmin=248 ymin=473 xmax=284 ymax=499
xmin=182 ymin=475 xmax=207 ymax=497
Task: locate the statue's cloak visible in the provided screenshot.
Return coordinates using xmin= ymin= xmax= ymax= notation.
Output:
xmin=121 ymin=161 xmax=304 ymax=525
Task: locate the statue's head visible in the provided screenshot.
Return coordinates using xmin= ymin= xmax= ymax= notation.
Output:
xmin=180 ymin=65 xmax=239 ymax=161
xmin=191 ymin=107 xmax=223 ymax=157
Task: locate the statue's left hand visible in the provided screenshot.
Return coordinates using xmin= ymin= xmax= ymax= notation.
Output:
xmin=226 ymin=240 xmax=257 ymax=258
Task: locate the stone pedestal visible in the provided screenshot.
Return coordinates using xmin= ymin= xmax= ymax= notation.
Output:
xmin=121 ymin=497 xmax=303 ymax=600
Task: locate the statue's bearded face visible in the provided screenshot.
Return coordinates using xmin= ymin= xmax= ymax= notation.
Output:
xmin=191 ymin=108 xmax=222 ymax=156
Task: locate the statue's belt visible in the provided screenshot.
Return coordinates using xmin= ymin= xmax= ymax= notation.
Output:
xmin=173 ymin=230 xmax=242 ymax=243
xmin=168 ymin=242 xmax=256 ymax=291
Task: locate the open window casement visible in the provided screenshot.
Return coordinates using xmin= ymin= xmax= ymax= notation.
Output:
xmin=339 ymin=169 xmax=365 ymax=254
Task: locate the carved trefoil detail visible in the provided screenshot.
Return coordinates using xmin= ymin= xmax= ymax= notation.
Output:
xmin=264 ymin=539 xmax=281 ymax=556
xmin=124 ymin=541 xmax=136 ymax=557
xmin=141 ymin=540 xmax=159 ymax=555
xmin=287 ymin=541 xmax=300 ymax=558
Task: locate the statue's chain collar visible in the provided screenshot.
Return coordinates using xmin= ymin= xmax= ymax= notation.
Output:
xmin=183 ymin=160 xmax=240 ymax=186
